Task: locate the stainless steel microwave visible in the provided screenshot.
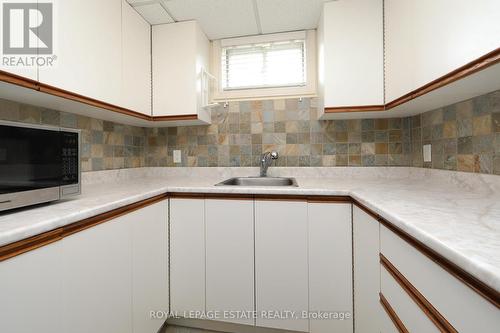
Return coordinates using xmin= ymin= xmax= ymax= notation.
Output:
xmin=0 ymin=120 xmax=81 ymax=212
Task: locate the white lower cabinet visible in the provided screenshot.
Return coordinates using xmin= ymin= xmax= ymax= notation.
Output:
xmin=255 ymin=200 xmax=309 ymax=332
xmin=0 ymin=199 xmax=169 ymax=333
xmin=205 ymin=199 xmax=255 ymax=325
xmin=131 ymin=200 xmax=169 ymax=333
xmin=62 ymin=212 xmax=133 ymax=333
xmin=169 ymin=198 xmax=206 ymax=315
xmin=308 ymin=203 xmax=353 ymax=333
xmin=0 ymin=242 xmax=63 ymax=333
xmin=352 ymin=206 xmax=380 ymax=333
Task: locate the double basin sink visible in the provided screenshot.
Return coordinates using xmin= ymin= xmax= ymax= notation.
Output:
xmin=216 ymin=177 xmax=298 ymax=187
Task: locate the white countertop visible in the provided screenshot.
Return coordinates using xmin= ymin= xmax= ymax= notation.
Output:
xmin=1 ymin=167 xmax=499 ymax=294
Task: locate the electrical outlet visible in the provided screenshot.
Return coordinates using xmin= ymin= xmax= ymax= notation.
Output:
xmin=423 ymin=144 xmax=432 ymax=162
xmin=173 ymin=150 xmax=182 ymax=164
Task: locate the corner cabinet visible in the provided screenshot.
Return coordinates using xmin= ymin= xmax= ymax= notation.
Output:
xmin=152 ymin=21 xmax=211 ymax=124
xmin=0 ymin=199 xmax=169 ymax=333
xmin=317 ymin=0 xmax=384 ymax=115
xmin=384 ymin=0 xmax=500 ymax=103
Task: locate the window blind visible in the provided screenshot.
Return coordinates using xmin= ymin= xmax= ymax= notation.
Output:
xmin=221 ymin=39 xmax=306 ymax=91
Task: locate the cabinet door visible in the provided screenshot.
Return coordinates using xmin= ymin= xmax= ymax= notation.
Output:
xmin=170 ymin=198 xmax=205 ymax=315
xmin=0 ymin=242 xmax=63 ymax=333
xmin=152 ymin=22 xmax=197 ymax=117
xmin=205 ymin=199 xmax=254 ymax=326
xmin=353 ymin=206 xmax=380 ymax=333
xmin=131 ymin=200 xmax=169 ymax=333
xmin=319 ymin=0 xmax=384 ymax=107
xmin=122 ymin=0 xmax=151 ymax=115
xmin=38 ymin=0 xmax=122 ymax=105
xmin=255 ymin=200 xmax=308 ymax=332
xmin=61 ymin=216 xmax=133 ymax=333
xmin=309 ymin=203 xmax=353 ymax=333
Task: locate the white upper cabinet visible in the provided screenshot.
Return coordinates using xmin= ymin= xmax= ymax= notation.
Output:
xmin=121 ymin=0 xmax=151 ymax=115
xmin=38 ymin=0 xmax=123 ymax=106
xmin=385 ymin=0 xmax=500 ymax=102
xmin=317 ymin=0 xmax=384 ymax=111
xmin=152 ymin=21 xmax=211 ymax=123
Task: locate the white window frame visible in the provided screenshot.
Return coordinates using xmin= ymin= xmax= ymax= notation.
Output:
xmin=211 ymin=30 xmax=317 ymax=101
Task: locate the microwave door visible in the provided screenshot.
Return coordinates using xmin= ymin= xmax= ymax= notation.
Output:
xmin=0 ymin=124 xmax=62 ymax=195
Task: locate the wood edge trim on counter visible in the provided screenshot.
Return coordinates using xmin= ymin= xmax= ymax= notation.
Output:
xmin=325 ymin=47 xmax=500 ymax=113
xmin=0 ymin=228 xmax=63 ymax=262
xmin=379 ymin=216 xmax=500 ymax=309
xmin=1 ymin=191 xmax=498 ymax=311
xmin=168 ymin=192 xmax=351 ymax=202
xmin=380 ymin=254 xmax=458 ymax=333
xmin=379 ymin=292 xmax=409 ymax=333
xmin=0 ymin=193 xmax=168 ymax=262
xmin=324 ymin=104 xmax=385 ymax=113
xmin=353 ymin=200 xmax=500 ymax=309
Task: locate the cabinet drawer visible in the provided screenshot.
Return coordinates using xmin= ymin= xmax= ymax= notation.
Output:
xmin=381 ymin=264 xmax=440 ymax=332
xmin=380 ymin=224 xmax=500 ymax=332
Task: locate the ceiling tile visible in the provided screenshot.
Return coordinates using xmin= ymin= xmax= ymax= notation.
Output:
xmin=135 ymin=3 xmax=175 ymax=25
xmin=162 ymin=0 xmax=259 ymax=40
xmin=255 ymin=0 xmax=329 ymax=34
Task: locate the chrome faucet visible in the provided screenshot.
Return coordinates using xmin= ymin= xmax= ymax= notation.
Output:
xmin=260 ymin=151 xmax=279 ymax=177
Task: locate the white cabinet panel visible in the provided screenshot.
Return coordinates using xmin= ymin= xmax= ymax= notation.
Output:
xmin=379 ymin=304 xmax=399 ymax=333
xmin=353 ymin=206 xmax=380 ymax=333
xmin=61 ymin=216 xmax=133 ymax=333
xmin=255 ymin=200 xmax=308 ymax=332
xmin=0 ymin=242 xmax=63 ymax=333
xmin=38 ymin=0 xmax=122 ymax=105
xmin=170 ymin=198 xmax=206 ymax=314
xmin=385 ymin=0 xmax=500 ymax=101
xmin=131 ymin=200 xmax=169 ymax=333
xmin=122 ymin=0 xmax=151 ymax=115
xmin=308 ymin=203 xmax=353 ymax=333
xmin=205 ymin=199 xmax=254 ymax=326
xmin=318 ymin=0 xmax=384 ymax=109
xmin=380 ymin=224 xmax=500 ymax=332
xmin=152 ymin=21 xmax=210 ymax=122
xmin=381 ymin=266 xmax=439 ymax=333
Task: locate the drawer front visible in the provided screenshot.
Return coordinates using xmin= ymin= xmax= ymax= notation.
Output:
xmin=381 ymin=264 xmax=440 ymax=333
xmin=380 ymin=224 xmax=500 ymax=332
xmin=379 ymin=301 xmax=402 ymax=333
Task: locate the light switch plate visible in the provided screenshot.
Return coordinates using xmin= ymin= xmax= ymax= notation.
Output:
xmin=173 ymin=150 xmax=182 ymax=164
xmin=423 ymin=144 xmax=432 ymax=162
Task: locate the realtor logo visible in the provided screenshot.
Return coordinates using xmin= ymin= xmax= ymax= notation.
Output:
xmin=2 ymin=2 xmax=53 ymax=54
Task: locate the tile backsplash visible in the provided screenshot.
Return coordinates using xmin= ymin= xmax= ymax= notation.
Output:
xmin=146 ymin=99 xmax=412 ymax=167
xmin=0 ymin=99 xmax=146 ymax=172
xmin=410 ymin=90 xmax=500 ymax=174
xmin=1 ymin=89 xmax=499 ymax=175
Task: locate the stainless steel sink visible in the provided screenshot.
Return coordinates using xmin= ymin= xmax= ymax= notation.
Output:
xmin=215 ymin=177 xmax=298 ymax=187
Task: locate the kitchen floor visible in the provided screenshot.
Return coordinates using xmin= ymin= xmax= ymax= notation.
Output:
xmin=164 ymin=325 xmax=219 ymax=333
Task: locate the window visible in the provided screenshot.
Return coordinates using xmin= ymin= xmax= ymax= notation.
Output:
xmin=211 ymin=30 xmax=316 ymax=101
xmin=221 ymin=40 xmax=306 ymax=90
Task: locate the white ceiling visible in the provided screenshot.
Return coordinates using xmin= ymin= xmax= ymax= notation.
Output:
xmin=127 ymin=0 xmax=334 ymax=40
